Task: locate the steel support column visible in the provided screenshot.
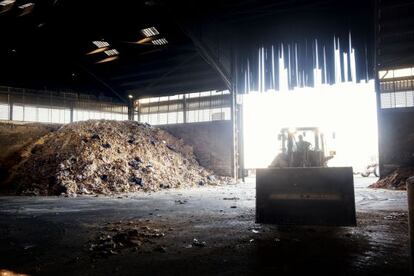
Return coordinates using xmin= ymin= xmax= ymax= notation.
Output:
xmin=70 ymin=106 xmax=74 ymax=123
xmin=407 ymin=177 xmax=414 ymax=273
xmin=374 ymin=0 xmax=384 ymax=178
xmin=128 ymin=99 xmax=134 ymax=121
xmin=8 ymin=91 xmax=13 ymax=121
xmin=183 ymin=94 xmax=187 ymax=124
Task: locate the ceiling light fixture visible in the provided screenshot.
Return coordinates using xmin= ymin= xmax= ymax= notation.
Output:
xmin=86 ymin=47 xmax=108 ymax=55
xmin=96 ymin=56 xmax=119 ymax=64
xmin=136 ymin=37 xmax=152 ymax=44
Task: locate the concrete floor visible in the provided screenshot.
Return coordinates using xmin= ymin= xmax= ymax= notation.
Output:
xmin=0 ymin=176 xmax=409 ymax=275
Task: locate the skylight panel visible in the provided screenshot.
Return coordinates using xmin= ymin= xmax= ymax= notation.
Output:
xmin=151 ymin=38 xmax=168 ymax=45
xmin=141 ymin=27 xmax=159 ymax=38
xmin=18 ymin=2 xmax=34 ymax=9
xmin=92 ymin=40 xmax=110 ymax=48
xmin=104 ymin=49 xmax=119 ymax=56
xmin=0 ymin=0 xmax=15 ymax=13
xmin=0 ymin=0 xmax=15 ymax=6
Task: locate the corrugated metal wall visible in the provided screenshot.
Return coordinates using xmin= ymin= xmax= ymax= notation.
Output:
xmin=376 ymin=0 xmax=414 ymax=176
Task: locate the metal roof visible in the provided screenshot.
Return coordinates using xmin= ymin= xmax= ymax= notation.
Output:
xmin=0 ymin=0 xmax=374 ymax=102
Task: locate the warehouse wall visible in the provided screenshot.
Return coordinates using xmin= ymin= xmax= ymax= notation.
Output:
xmin=161 ymin=121 xmax=233 ymax=176
xmin=379 ymin=110 xmax=414 ymax=175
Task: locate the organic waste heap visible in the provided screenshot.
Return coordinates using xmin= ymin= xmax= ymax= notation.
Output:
xmin=369 ymin=167 xmax=414 ymax=190
xmin=12 ymin=120 xmax=226 ymax=196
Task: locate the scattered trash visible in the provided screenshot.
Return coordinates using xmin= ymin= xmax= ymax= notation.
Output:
xmin=91 ymin=134 xmax=100 ymax=140
xmin=101 ymin=143 xmax=111 ymax=149
xmin=128 ymin=158 xmax=141 ymax=170
xmin=207 ymin=175 xmax=216 ymax=181
xmin=129 ymin=176 xmax=143 ymax=186
xmin=251 ymin=229 xmax=259 ymax=234
xmin=384 ymin=212 xmax=407 ymax=220
xmin=166 ymin=145 xmax=176 ymax=151
xmin=230 ymin=206 xmax=237 ymax=209
xmin=192 ymin=238 xmax=206 ymax=247
xmin=159 ymin=183 xmax=170 ymax=189
xmin=23 ymin=244 xmax=36 ymax=250
xmin=175 ymin=199 xmax=187 ymax=205
xmin=223 ymin=197 xmax=240 ymax=200
xmin=87 ymin=220 xmax=166 ymax=257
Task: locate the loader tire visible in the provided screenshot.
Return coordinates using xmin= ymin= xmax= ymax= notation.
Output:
xmin=361 ymin=172 xmax=370 ymax=177
xmin=374 ymin=165 xmax=379 ymax=177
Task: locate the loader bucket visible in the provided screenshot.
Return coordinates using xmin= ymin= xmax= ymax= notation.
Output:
xmin=256 ymin=167 xmax=356 ymax=226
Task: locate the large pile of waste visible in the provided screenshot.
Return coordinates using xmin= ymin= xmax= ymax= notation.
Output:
xmin=369 ymin=167 xmax=414 ymax=190
xmin=0 ymin=122 xmax=59 ymax=184
xmin=11 ymin=120 xmax=226 ymax=196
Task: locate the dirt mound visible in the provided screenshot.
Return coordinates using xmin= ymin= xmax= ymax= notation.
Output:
xmin=369 ymin=167 xmax=414 ymax=190
xmin=11 ymin=120 xmax=227 ymax=196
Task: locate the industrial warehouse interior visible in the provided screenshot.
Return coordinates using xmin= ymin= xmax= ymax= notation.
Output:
xmin=0 ymin=0 xmax=413 ymax=275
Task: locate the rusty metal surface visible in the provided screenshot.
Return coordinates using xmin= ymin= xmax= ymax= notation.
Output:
xmin=256 ymin=167 xmax=356 ymax=226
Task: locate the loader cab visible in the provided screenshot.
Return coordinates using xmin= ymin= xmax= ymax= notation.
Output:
xmin=277 ymin=127 xmax=335 ymax=167
xmin=279 ymin=127 xmax=322 ymax=151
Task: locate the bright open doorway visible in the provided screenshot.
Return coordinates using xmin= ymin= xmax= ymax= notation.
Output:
xmin=242 ymin=81 xmax=378 ymax=173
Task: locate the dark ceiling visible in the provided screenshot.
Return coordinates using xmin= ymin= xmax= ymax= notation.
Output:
xmin=0 ymin=0 xmax=374 ymax=102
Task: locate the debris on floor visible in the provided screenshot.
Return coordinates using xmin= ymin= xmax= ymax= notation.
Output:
xmin=369 ymin=167 xmax=414 ymax=190
xmin=192 ymin=238 xmax=206 ymax=247
xmin=223 ymin=197 xmax=239 ymax=200
xmin=10 ymin=120 xmax=230 ymax=196
xmin=88 ymin=220 xmax=166 ymax=257
xmin=383 ymin=212 xmax=407 ymax=220
xmin=0 ymin=179 xmax=410 ymax=275
xmin=175 ymin=199 xmax=187 ymax=205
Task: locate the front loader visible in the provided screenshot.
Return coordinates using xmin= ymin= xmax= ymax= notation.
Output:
xmin=256 ymin=127 xmax=356 ymax=226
